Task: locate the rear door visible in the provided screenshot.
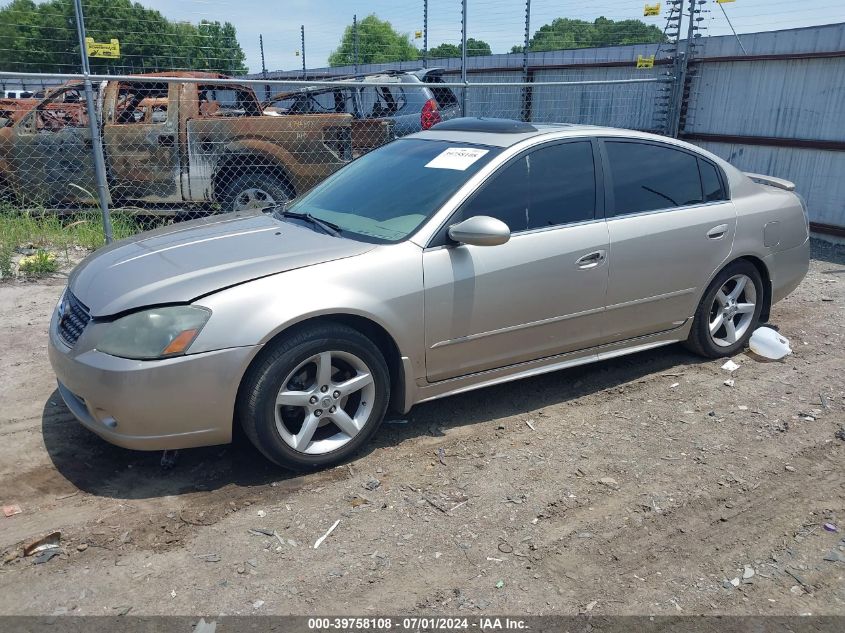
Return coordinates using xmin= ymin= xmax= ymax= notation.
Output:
xmin=102 ymin=81 xmax=181 ymax=202
xmin=423 ymin=139 xmax=609 ymax=381
xmin=599 ymin=139 xmax=735 ymax=342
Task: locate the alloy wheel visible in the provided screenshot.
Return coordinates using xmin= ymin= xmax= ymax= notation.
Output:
xmin=233 ymin=187 xmax=277 ymax=211
xmin=708 ymin=273 xmax=757 ymax=347
xmin=274 ymin=350 xmax=376 ymax=455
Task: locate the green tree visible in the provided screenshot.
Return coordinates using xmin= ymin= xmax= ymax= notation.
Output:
xmin=513 ymin=16 xmax=666 ymax=53
xmin=426 ymin=43 xmax=460 ymax=59
xmin=328 ymin=14 xmax=419 ymax=66
xmin=426 ymin=37 xmax=491 ymax=60
xmin=0 ymin=0 xmax=247 ymax=74
xmin=463 ymin=38 xmax=492 ymax=56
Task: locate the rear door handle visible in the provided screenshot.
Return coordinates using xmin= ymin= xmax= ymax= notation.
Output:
xmin=575 ymin=250 xmax=607 ymax=269
xmin=707 ymin=224 xmax=729 ymax=239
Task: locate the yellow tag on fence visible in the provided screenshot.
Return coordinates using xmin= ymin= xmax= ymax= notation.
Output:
xmin=637 ymin=54 xmax=655 ymax=69
xmin=85 ymin=37 xmax=120 ymax=59
xmin=716 ymin=0 xmax=736 ymax=3
xmin=644 ymin=3 xmax=661 ymax=16
xmin=415 ymin=30 xmax=423 ymax=39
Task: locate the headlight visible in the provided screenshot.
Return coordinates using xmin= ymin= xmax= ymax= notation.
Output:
xmin=97 ymin=306 xmax=211 ymax=360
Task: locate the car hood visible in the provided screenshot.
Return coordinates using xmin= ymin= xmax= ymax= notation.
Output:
xmin=69 ymin=211 xmax=374 ymax=317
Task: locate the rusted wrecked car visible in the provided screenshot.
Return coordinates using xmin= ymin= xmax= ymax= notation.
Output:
xmin=0 ymin=72 xmax=365 ymax=213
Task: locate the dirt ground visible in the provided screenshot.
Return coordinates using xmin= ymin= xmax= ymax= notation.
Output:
xmin=0 ymin=240 xmax=843 ymax=617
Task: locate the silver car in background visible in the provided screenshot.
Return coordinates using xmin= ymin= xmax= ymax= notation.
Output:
xmin=48 ymin=118 xmax=810 ymax=470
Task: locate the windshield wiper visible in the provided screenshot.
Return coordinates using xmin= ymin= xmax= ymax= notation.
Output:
xmin=273 ymin=207 xmax=342 ymax=237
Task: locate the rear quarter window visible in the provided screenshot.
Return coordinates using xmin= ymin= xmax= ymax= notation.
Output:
xmin=699 ymin=158 xmax=727 ymax=202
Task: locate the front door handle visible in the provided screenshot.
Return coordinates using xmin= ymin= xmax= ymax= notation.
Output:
xmin=707 ymin=223 xmax=729 ymax=239
xmin=575 ymin=250 xmax=607 ymax=269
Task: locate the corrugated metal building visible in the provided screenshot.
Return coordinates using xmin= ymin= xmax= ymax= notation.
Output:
xmin=257 ymin=23 xmax=845 ymax=234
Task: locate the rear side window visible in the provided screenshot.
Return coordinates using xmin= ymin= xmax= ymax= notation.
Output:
xmin=458 ymin=141 xmax=596 ymax=232
xmin=699 ymin=158 xmax=727 ymax=202
xmin=605 ymin=141 xmax=703 ymax=216
xmin=422 ymin=73 xmax=459 ymax=109
xmin=359 ymin=86 xmax=406 ymax=118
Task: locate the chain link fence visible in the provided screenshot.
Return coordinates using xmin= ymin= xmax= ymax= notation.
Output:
xmin=0 ymin=72 xmax=664 ymax=222
xmin=1 ymin=0 xmax=843 ymax=262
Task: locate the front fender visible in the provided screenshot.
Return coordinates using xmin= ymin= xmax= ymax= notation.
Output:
xmin=189 ymin=241 xmax=427 ymax=398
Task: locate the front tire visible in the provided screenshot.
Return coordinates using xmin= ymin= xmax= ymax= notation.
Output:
xmin=685 ymin=260 xmax=764 ymax=358
xmin=221 ymin=170 xmax=292 ymax=214
xmin=237 ymin=323 xmax=390 ymax=470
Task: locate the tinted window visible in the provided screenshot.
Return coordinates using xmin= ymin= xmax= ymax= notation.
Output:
xmin=458 ymin=141 xmax=595 ymax=232
xmin=699 ymin=158 xmax=726 ymax=202
xmin=528 ymin=142 xmax=595 ymax=227
xmin=606 ymin=142 xmax=703 ymax=216
xmin=461 ymin=155 xmax=530 ymax=231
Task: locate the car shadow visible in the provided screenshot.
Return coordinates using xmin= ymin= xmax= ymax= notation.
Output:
xmin=42 ymin=343 xmax=708 ymax=500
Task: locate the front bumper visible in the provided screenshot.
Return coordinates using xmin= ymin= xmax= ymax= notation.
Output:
xmin=48 ymin=313 xmax=259 ymax=451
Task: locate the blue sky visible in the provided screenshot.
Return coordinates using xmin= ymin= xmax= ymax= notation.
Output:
xmin=142 ymin=0 xmax=845 ymax=73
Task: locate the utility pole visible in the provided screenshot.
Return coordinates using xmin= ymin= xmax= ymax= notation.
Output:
xmin=353 ymin=14 xmax=359 ymax=73
xmin=460 ymin=0 xmax=467 ymax=115
xmin=71 ymin=0 xmax=112 ymax=243
xmin=667 ymin=0 xmax=698 ymax=137
xmin=521 ymin=0 xmax=531 ymax=121
xmin=259 ymin=34 xmax=269 ymax=101
xmin=300 ymin=25 xmax=306 ymax=78
xmin=423 ymin=0 xmax=428 ymax=69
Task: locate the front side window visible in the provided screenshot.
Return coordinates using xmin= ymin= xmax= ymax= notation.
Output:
xmin=197 ymin=85 xmax=260 ymax=117
xmin=456 ymin=141 xmax=596 ymax=232
xmin=606 ymin=141 xmax=703 ymax=216
xmin=113 ymin=82 xmax=168 ymax=124
xmin=286 ymin=138 xmax=501 ymax=243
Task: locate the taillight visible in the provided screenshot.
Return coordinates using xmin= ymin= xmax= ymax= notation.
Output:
xmin=421 ymin=98 xmax=441 ymax=130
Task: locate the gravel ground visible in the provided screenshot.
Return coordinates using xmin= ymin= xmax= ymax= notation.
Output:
xmin=0 ymin=240 xmax=843 ymax=617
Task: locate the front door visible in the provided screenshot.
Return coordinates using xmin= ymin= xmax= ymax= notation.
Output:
xmin=11 ymin=85 xmax=98 ymax=206
xmin=102 ymin=81 xmax=181 ymax=203
xmin=423 ymin=139 xmax=609 ymax=382
xmin=600 ymin=139 xmax=737 ymax=342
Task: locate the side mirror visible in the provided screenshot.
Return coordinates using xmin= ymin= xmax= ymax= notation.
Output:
xmin=447 ymin=215 xmax=511 ymax=247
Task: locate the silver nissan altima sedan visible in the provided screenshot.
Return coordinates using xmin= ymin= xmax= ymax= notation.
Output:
xmin=49 ymin=118 xmax=810 ymax=469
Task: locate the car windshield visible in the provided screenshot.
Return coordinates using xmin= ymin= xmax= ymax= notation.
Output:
xmin=283 ymin=138 xmax=501 ymax=243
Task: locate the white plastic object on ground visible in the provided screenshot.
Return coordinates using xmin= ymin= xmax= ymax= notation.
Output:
xmin=749 ymin=326 xmax=792 ymax=360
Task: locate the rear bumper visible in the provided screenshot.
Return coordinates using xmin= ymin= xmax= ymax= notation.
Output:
xmin=765 ymin=237 xmax=810 ymax=305
xmin=48 ymin=325 xmax=258 ymax=451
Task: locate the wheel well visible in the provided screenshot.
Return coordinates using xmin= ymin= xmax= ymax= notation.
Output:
xmin=213 ymin=153 xmax=294 ymax=199
xmin=241 ymin=314 xmax=406 ymax=415
xmin=736 ymin=255 xmax=772 ymax=322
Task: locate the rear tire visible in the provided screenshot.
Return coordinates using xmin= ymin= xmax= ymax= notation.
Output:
xmin=237 ymin=323 xmax=390 ymax=471
xmin=220 ymin=170 xmax=292 ymax=214
xmin=685 ymin=260 xmax=764 ymax=358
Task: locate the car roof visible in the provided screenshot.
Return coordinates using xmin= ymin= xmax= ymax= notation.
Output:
xmin=407 ymin=118 xmax=704 ymax=149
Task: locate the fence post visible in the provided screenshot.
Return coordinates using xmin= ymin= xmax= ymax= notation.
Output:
xmin=353 ymin=15 xmax=359 ymax=73
xmin=259 ymin=34 xmax=269 ymax=101
xmin=422 ymin=0 xmax=428 ymax=69
xmin=460 ymin=0 xmax=468 ymax=115
xmin=520 ymin=0 xmax=532 ymax=122
xmin=300 ymin=25 xmax=306 ymax=79
xmin=71 ymin=0 xmax=113 ymax=244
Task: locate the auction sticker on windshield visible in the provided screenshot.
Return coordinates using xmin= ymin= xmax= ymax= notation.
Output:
xmin=425 ymin=147 xmax=489 ymax=170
